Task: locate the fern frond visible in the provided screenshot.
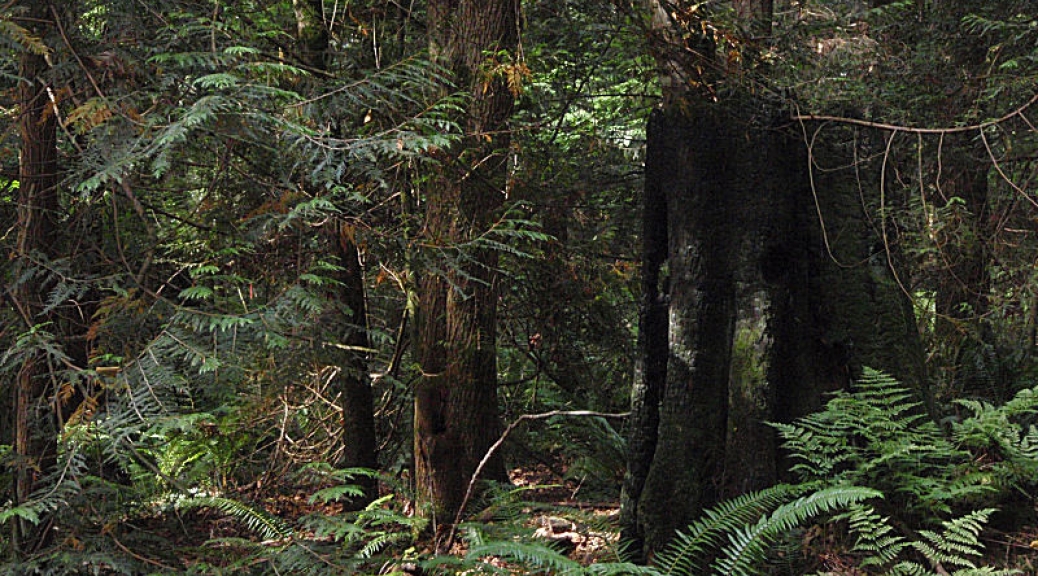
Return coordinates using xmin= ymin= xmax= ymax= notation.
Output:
xmin=583 ymin=563 xmax=662 ymax=575
xmin=908 ymin=509 xmax=995 ymax=570
xmin=654 ymin=483 xmax=803 ymax=575
xmin=711 ymin=486 xmax=881 ymax=576
xmin=467 ymin=541 xmax=581 ymax=574
xmin=357 ymin=531 xmax=410 ymax=558
xmin=840 ymin=504 xmax=906 ymax=566
xmin=175 ymin=495 xmax=292 ymax=540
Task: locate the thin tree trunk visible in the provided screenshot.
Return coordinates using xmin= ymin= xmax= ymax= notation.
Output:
xmin=294 ymin=0 xmax=378 ymax=504
xmin=334 ymin=224 xmax=379 ymax=502
xmin=416 ymin=0 xmax=518 ymax=540
xmin=12 ymin=0 xmax=60 ymax=554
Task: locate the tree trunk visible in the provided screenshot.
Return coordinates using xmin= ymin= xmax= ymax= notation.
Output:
xmin=619 ymin=110 xmax=669 ymax=559
xmin=631 ymin=99 xmax=809 ymax=556
xmin=294 ymin=0 xmax=378 ymax=505
xmin=768 ymin=127 xmax=929 ymax=428
xmin=634 ymin=105 xmax=738 ymax=555
xmin=12 ymin=0 xmax=60 ymax=554
xmin=334 ymin=225 xmax=379 ymax=503
xmin=734 ymin=0 xmax=773 ymax=35
xmin=624 ymin=0 xmax=929 ymax=555
xmin=415 ymin=0 xmax=518 ymax=538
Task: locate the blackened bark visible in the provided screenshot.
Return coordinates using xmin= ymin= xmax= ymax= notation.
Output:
xmin=633 ymin=103 xmax=741 ymax=556
xmin=625 ymin=98 xmax=930 ymax=558
xmin=768 ymin=128 xmax=929 ymax=429
xmin=415 ymin=0 xmax=517 ymax=538
xmin=619 ymin=110 xmax=670 ymax=559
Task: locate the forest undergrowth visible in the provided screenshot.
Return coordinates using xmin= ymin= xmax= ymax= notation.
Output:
xmin=4 ymin=371 xmax=1038 ymax=575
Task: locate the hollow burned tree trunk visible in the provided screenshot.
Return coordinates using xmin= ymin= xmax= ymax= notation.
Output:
xmin=623 ymin=97 xmax=929 ymax=559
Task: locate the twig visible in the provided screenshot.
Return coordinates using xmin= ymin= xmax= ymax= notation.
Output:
xmin=49 ymin=5 xmax=106 ymax=102
xmin=445 ymin=409 xmax=629 ymax=547
xmin=108 ymin=531 xmax=176 ymax=570
xmin=791 ymin=92 xmax=1038 ymax=135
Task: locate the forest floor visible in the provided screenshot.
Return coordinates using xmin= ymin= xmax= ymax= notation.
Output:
xmin=122 ymin=462 xmax=624 ymax=573
xmin=124 ymin=463 xmax=1038 ymax=573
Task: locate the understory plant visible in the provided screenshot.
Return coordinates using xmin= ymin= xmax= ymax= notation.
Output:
xmin=603 ymin=368 xmax=1035 ymax=576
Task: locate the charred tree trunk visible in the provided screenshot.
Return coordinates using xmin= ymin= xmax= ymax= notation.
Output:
xmin=634 ymin=105 xmax=737 ymax=555
xmin=619 ymin=112 xmax=669 ymax=559
xmin=415 ymin=0 xmax=517 ymax=539
xmin=11 ymin=0 xmax=60 ymax=554
xmin=294 ymin=0 xmax=378 ymax=505
xmin=625 ymin=98 xmax=931 ymax=560
xmin=629 ymin=99 xmax=807 ymax=556
xmin=768 ymin=127 xmax=929 ymax=428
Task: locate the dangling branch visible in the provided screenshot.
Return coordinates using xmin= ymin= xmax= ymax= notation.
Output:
xmin=791 ymin=92 xmax=1038 ymax=135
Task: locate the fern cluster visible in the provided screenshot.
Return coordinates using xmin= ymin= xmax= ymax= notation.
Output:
xmin=772 ymin=368 xmax=992 ymax=517
xmin=593 ymin=369 xmax=1035 ymax=576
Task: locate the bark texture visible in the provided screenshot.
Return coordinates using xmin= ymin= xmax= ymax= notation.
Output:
xmin=415 ymin=0 xmax=518 ymax=535
xmin=624 ymin=98 xmax=929 ymax=558
xmin=12 ymin=0 xmax=60 ymax=553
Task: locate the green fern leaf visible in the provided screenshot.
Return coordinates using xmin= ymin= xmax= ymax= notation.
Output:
xmin=712 ymin=486 xmax=881 ymax=576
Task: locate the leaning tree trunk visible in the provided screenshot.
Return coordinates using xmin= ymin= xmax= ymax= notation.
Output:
xmin=293 ymin=0 xmax=379 ymax=505
xmin=414 ymin=0 xmax=518 ymax=539
xmin=11 ymin=0 xmax=60 ymax=554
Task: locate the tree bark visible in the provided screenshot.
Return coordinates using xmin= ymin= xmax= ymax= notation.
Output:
xmin=623 ymin=1 xmax=930 ymax=559
xmin=415 ymin=0 xmax=518 ymax=539
xmin=634 ymin=105 xmax=737 ymax=555
xmin=733 ymin=0 xmax=773 ymax=35
xmin=767 ymin=127 xmax=929 ymax=428
xmin=334 ymin=224 xmax=379 ymax=503
xmin=12 ymin=0 xmax=60 ymax=554
xmin=619 ymin=110 xmax=669 ymax=560
xmin=294 ymin=0 xmax=378 ymax=505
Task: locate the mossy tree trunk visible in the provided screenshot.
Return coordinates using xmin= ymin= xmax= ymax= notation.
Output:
xmin=414 ymin=0 xmax=518 ymax=540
